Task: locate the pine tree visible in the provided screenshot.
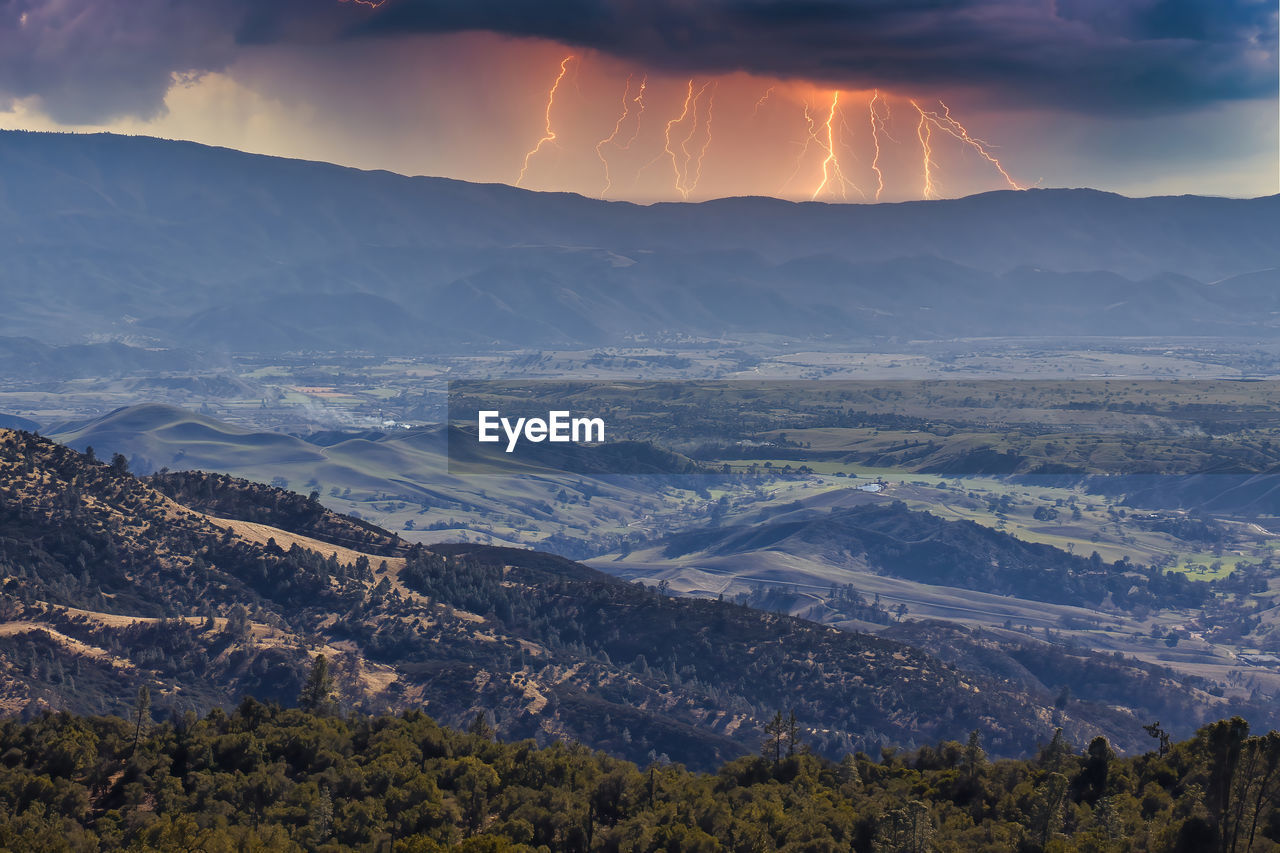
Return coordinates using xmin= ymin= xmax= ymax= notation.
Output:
xmin=469 ymin=710 xmax=494 ymax=740
xmin=298 ymin=654 xmax=335 ymax=714
xmin=309 ymin=787 xmax=334 ymax=842
xmin=763 ymin=711 xmax=785 ymax=766
xmin=224 ymin=604 xmax=250 ymax=641
xmin=965 ymin=729 xmax=986 ymax=782
xmin=131 ymin=685 xmax=151 ymax=756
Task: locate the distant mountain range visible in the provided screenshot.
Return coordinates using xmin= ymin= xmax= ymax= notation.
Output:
xmin=0 ymin=335 xmax=197 ymax=379
xmin=2 ymin=130 xmax=1278 ymax=351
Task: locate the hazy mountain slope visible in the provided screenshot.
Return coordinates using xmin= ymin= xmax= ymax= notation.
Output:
xmin=880 ymin=620 xmax=1228 ymax=731
xmin=658 ymin=502 xmax=1209 ymax=610
xmin=2 ymin=130 xmax=1279 ymax=348
xmin=0 ymin=413 xmax=38 ymax=431
xmin=1088 ymin=472 xmax=1280 ymax=517
xmin=0 ymin=336 xmax=195 ymax=379
xmin=52 ymin=403 xmax=332 ymax=474
xmin=4 ymin=130 xmax=1275 ymax=278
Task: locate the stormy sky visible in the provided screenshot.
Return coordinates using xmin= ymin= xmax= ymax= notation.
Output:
xmin=1 ymin=0 xmax=1276 ymax=201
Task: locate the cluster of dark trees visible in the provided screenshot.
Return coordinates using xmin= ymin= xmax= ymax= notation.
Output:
xmin=391 ymin=544 xmax=1092 ymax=763
xmin=146 ymin=470 xmax=407 ymax=557
xmin=1 ymin=694 xmax=1278 ymax=852
xmin=0 ymin=431 xmax=370 ymax=618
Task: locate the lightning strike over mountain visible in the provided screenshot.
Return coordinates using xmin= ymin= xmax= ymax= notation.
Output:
xmin=913 ymin=101 xmax=937 ymax=199
xmin=679 ymin=83 xmax=709 ymax=166
xmin=657 ymin=80 xmax=696 ymax=197
xmin=867 ymin=91 xmax=891 ymax=201
xmin=688 ymin=82 xmax=718 ymax=194
xmin=644 ymin=80 xmax=707 ymax=199
xmin=811 ymin=91 xmax=860 ymax=201
xmin=617 ymin=76 xmax=647 ymax=150
xmin=508 ymin=58 xmax=1027 ymax=201
xmin=676 ymin=81 xmax=716 ymax=196
xmin=914 ymin=100 xmax=1024 ymax=191
xmin=516 ymin=55 xmax=574 ymax=188
xmin=595 ymin=74 xmax=646 ymax=197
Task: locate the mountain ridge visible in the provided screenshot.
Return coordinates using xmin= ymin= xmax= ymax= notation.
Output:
xmin=3 ymin=130 xmax=1279 ymax=349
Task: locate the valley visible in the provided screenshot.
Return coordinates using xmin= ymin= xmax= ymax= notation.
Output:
xmin=3 ymin=130 xmax=1280 ymax=790
xmin=7 ymin=363 xmax=1280 ymax=723
xmin=10 ymin=427 xmax=1230 ymax=767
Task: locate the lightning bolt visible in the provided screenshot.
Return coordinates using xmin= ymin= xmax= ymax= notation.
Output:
xmin=868 ymin=91 xmax=890 ymax=201
xmin=932 ymin=101 xmax=1024 ymax=190
xmin=812 ymin=92 xmax=844 ymax=200
xmin=516 ymin=55 xmax=574 ymax=188
xmin=595 ymin=75 xmax=647 ymax=198
xmin=678 ymin=81 xmax=715 ymax=196
xmin=645 ymin=79 xmax=716 ymax=199
xmin=339 ymin=0 xmax=386 ymax=7
xmin=596 ymin=75 xmax=642 ymax=198
xmin=811 ymin=91 xmax=861 ymax=201
xmin=688 ymin=82 xmax=718 ymax=194
xmin=680 ymin=83 xmax=708 ymax=169
xmin=752 ymin=87 xmax=775 ymax=117
xmin=617 ymin=75 xmax=647 ymax=150
xmin=913 ymin=101 xmax=937 ymax=199
xmin=780 ymin=101 xmax=824 ymax=195
xmin=911 ymin=100 xmax=1024 ymax=192
xmin=663 ymin=80 xmax=696 ymax=198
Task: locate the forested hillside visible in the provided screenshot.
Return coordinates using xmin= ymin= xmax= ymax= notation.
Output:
xmin=1 ymin=700 xmax=1277 ymax=852
xmin=0 ymin=429 xmax=1108 ymax=766
xmin=0 ymin=428 xmax=1273 ymax=771
xmin=146 ymin=469 xmax=407 ymax=557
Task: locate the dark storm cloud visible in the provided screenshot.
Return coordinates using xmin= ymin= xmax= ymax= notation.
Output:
xmin=0 ymin=0 xmax=242 ymax=122
xmin=359 ymin=0 xmax=1278 ymax=112
xmin=0 ymin=0 xmax=340 ymax=123
xmin=1 ymin=0 xmax=1274 ymax=123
